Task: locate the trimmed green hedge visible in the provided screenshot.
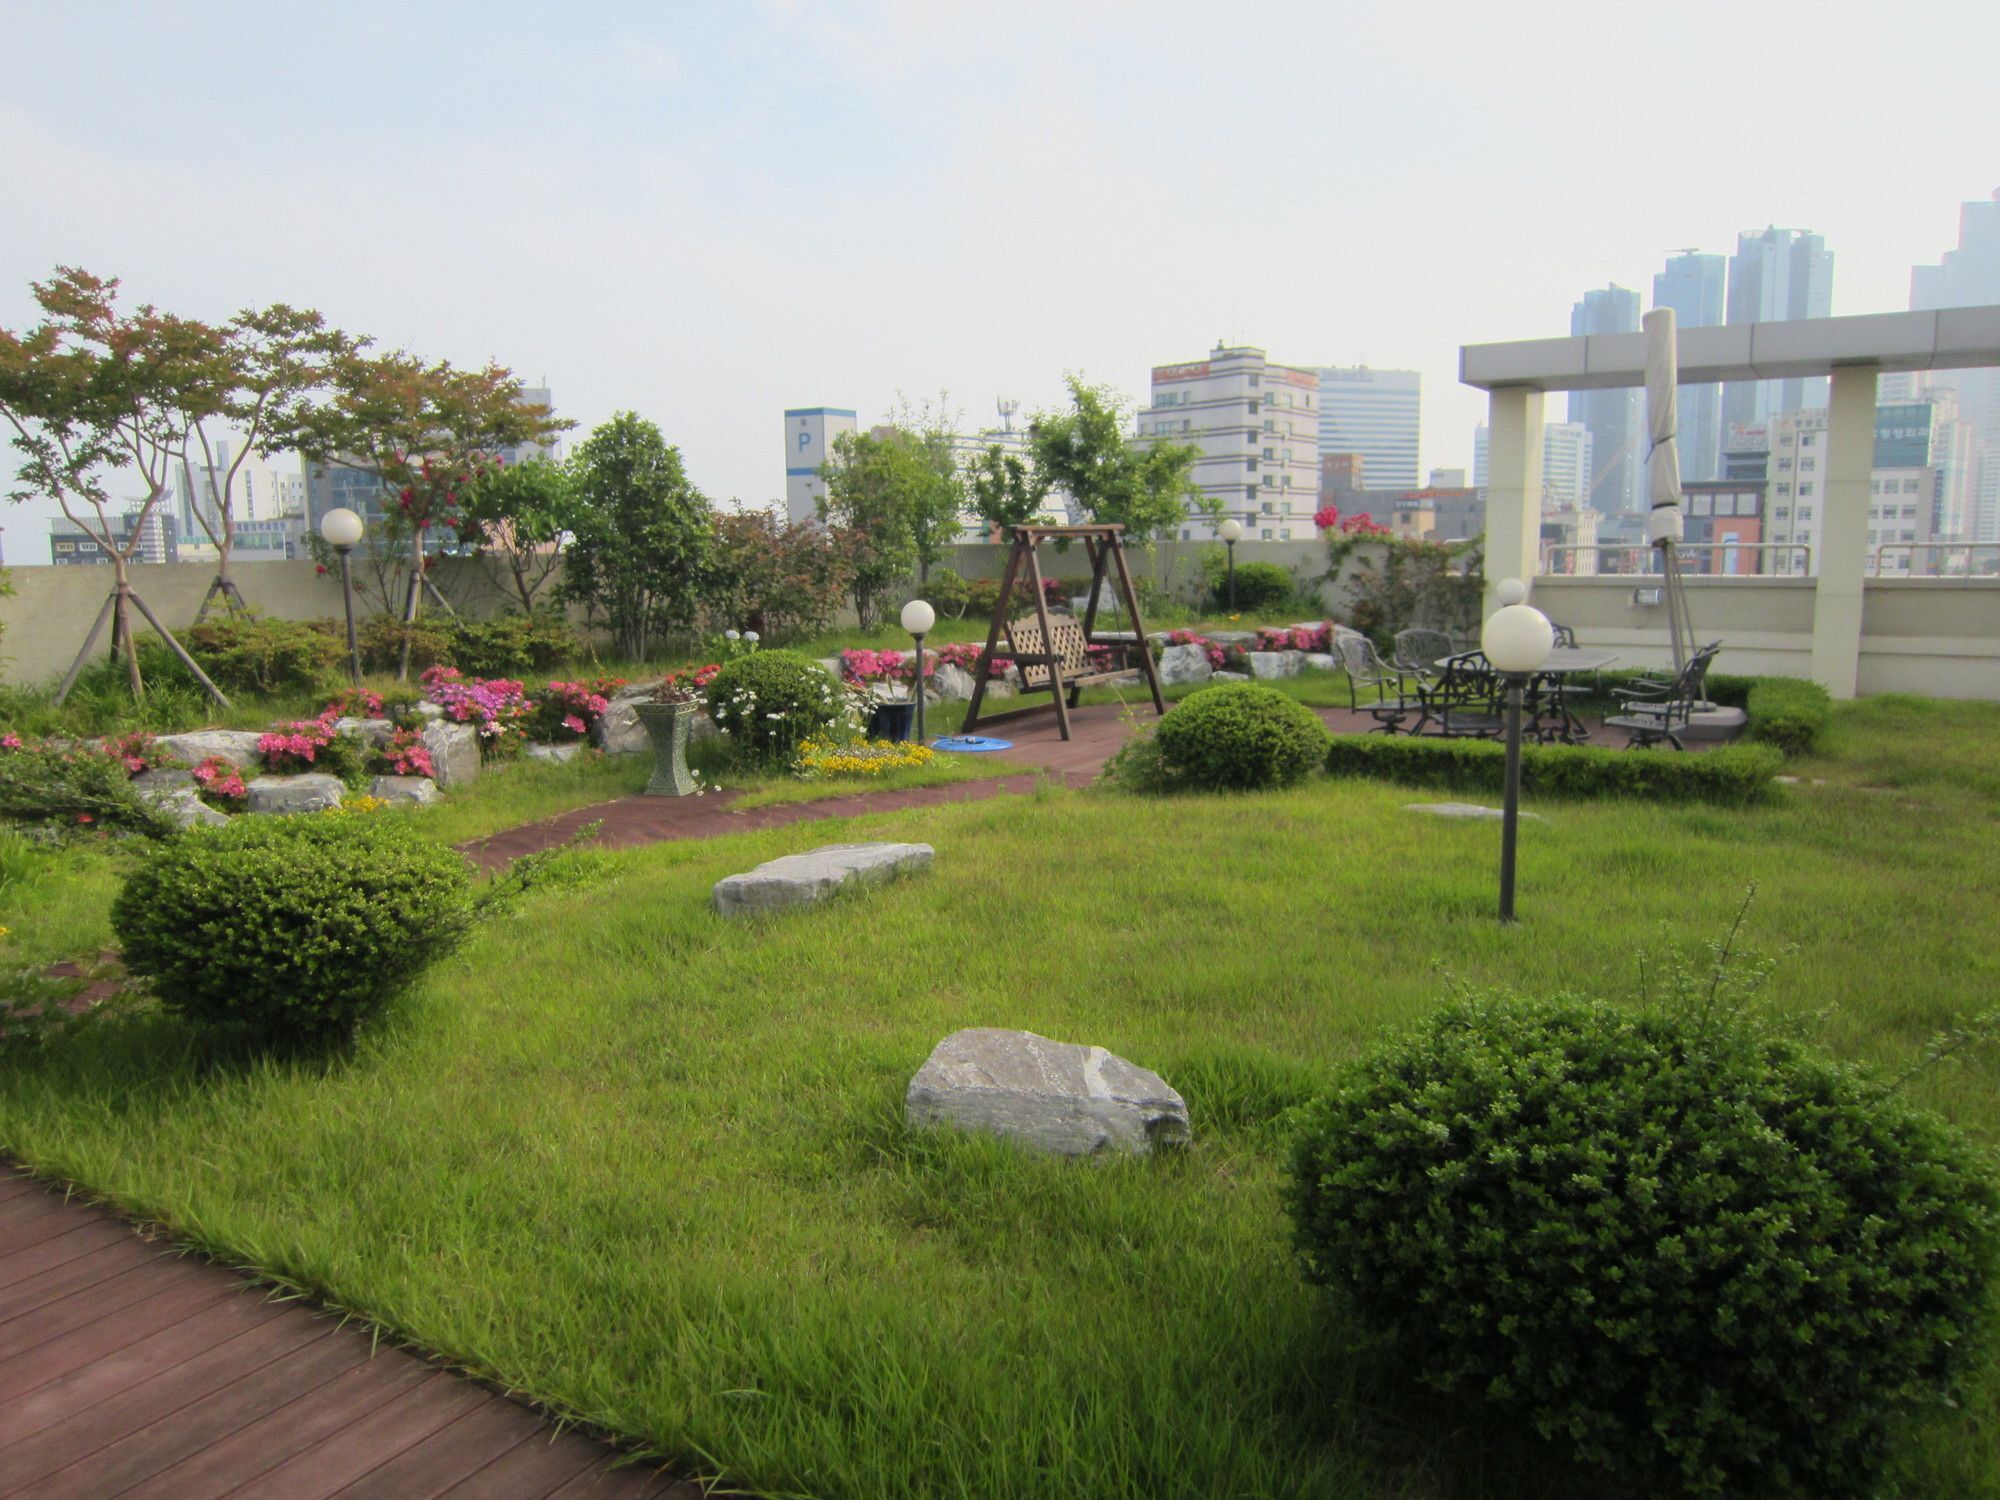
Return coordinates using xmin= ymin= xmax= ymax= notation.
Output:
xmin=1744 ymin=676 xmax=1831 ymax=756
xmin=1324 ymin=734 xmax=1783 ymax=805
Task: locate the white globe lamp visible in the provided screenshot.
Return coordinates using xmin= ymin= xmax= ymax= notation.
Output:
xmin=1217 ymin=518 xmax=1244 ymax=543
xmin=318 ymin=508 xmax=365 ymax=686
xmin=319 ymin=507 xmax=364 ymax=550
xmin=1217 ymin=519 xmax=1244 ymax=609
xmin=1479 ymin=581 xmax=1554 ymax=923
xmin=901 ymin=599 xmax=935 ymax=742
xmin=1494 ymin=576 xmax=1529 ymax=608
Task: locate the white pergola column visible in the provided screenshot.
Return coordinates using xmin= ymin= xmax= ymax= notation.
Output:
xmin=1482 ymin=386 xmax=1544 ymax=609
xmin=1809 ymin=365 xmax=1878 ymax=698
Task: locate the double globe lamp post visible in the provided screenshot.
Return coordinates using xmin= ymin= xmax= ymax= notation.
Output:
xmin=900 ymin=597 xmax=935 ymax=743
xmin=1479 ymin=578 xmax=1555 ymax=924
xmin=1217 ymin=517 xmax=1243 ymax=609
xmin=318 ymin=506 xmax=366 ymax=687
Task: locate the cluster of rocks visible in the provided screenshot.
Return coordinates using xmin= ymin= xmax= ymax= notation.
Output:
xmin=1155 ymin=622 xmax=1360 ymax=690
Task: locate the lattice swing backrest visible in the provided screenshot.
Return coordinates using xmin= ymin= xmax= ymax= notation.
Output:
xmin=1008 ymin=613 xmax=1088 ymax=689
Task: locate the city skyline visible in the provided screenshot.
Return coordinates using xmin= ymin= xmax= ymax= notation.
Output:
xmin=2 ymin=3 xmax=1996 ymax=551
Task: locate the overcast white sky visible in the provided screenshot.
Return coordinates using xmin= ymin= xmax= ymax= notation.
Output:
xmin=2 ymin=0 xmax=1995 ymax=554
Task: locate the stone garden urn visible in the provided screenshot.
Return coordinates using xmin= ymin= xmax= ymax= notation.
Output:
xmin=635 ymin=701 xmax=698 ymax=796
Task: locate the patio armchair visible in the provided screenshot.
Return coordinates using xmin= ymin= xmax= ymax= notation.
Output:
xmin=1604 ymin=643 xmax=1721 ymax=750
xmin=1417 ymin=651 xmax=1505 ymax=739
xmin=1393 ymin=628 xmax=1454 ymax=686
xmin=1335 ymin=634 xmax=1421 ymax=734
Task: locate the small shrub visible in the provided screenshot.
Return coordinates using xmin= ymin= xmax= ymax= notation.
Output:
xmin=372 ymin=727 xmax=434 ymax=778
xmin=1149 ymin=683 xmax=1331 ymax=792
xmin=111 ymin=817 xmax=474 ymax=1045
xmin=1203 ymin=555 xmax=1295 ymax=612
xmin=181 ymin=613 xmax=344 ymax=695
xmin=357 ymin=614 xmax=455 ymax=675
xmin=703 ymin=650 xmax=851 ymax=765
xmin=191 ymin=755 xmax=248 ymax=810
xmin=527 ymin=680 xmax=611 ymax=743
xmin=420 ymin=665 xmax=533 ymax=751
xmin=1287 ymin=988 xmax=2000 ymax=1496
xmin=257 ymin=716 xmax=370 ymax=784
xmin=450 ymin=612 xmax=579 ymax=676
xmin=924 ymin=568 xmax=970 ymax=619
xmin=0 ymin=737 xmax=170 ymax=835
xmin=1323 ymin=733 xmax=1782 ymax=806
xmin=1746 ymin=676 xmax=1831 ymax=756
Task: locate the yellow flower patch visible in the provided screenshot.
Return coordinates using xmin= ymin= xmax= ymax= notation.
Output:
xmin=793 ymin=738 xmax=937 ymax=780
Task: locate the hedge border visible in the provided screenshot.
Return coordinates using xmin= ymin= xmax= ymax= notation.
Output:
xmin=1323 ymin=734 xmax=1784 ymax=806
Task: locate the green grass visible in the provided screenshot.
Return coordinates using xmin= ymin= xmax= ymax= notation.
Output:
xmin=4 ymin=702 xmax=2000 ymax=1497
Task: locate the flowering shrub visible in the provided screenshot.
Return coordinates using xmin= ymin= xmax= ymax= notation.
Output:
xmin=1 ymin=732 xmax=23 ymax=751
xmin=99 ymin=731 xmax=169 ymax=776
xmin=793 ymin=737 xmax=937 ymax=779
xmin=1255 ymin=623 xmax=1332 ymax=654
xmin=1314 ymin=504 xmax=1391 ymax=537
xmin=1166 ymin=630 xmax=1226 ymax=670
xmin=932 ymin=642 xmax=1013 ymax=677
xmin=839 ymin=648 xmax=936 ymax=686
xmin=704 ymin=650 xmax=853 ymax=765
xmin=259 ymin=717 xmax=338 ymax=773
xmin=420 ymin=665 xmax=533 ymax=749
xmin=0 ymin=735 xmax=172 ymax=835
xmin=324 ymin=687 xmax=386 ymax=719
xmin=529 ymin=680 xmax=612 ymax=743
xmin=191 ymin=755 xmax=248 ymax=810
xmin=374 ymin=728 xmax=434 ymax=778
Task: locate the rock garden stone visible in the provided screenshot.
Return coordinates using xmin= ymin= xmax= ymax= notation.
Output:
xmin=413 ymin=701 xmax=446 ymax=722
xmin=523 ymin=741 xmax=585 ymax=764
xmin=369 ymin=775 xmax=442 ymax=806
xmin=1403 ymin=801 xmax=1543 ymax=822
xmin=1303 ymin=652 xmax=1338 ymax=673
xmin=592 ymin=696 xmax=653 ymax=755
xmin=421 ymin=721 xmax=481 ymax=788
xmin=929 ymin=662 xmax=977 ymax=702
xmin=154 ymin=729 xmax=266 ymax=768
xmin=1205 ymin=630 xmax=1257 ymax=646
xmin=1248 ymin=650 xmax=1303 ymax=680
xmin=246 ymin=773 xmax=345 ymax=816
xmin=131 ymin=767 xmax=196 ymax=796
xmin=1212 ymin=669 xmax=1250 ymax=682
xmin=1157 ymin=643 xmax=1213 ymax=686
xmin=147 ymin=786 xmax=229 ymax=830
xmin=332 ymin=716 xmax=395 ymax=747
xmin=712 ymin=841 xmax=933 ymax=917
xmin=905 ymin=1028 xmax=1190 ymax=1157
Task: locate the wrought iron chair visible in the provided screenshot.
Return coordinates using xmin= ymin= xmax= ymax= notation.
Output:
xmin=1393 ymin=628 xmax=1454 ymax=686
xmin=1604 ymin=643 xmax=1722 ymax=750
xmin=1336 ymin=634 xmax=1420 ymax=734
xmin=1548 ymin=621 xmax=1578 ymax=647
xmin=1418 ymin=651 xmax=1505 ymax=739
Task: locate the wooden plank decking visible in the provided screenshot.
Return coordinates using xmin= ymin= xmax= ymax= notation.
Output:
xmin=0 ymin=1167 xmax=695 ymax=1500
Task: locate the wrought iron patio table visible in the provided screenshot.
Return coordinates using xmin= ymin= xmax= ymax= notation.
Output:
xmin=1437 ymin=648 xmax=1619 ymax=744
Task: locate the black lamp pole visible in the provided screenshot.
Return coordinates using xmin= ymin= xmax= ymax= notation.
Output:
xmin=1226 ymin=539 xmax=1237 ymax=610
xmin=912 ymin=631 xmax=926 ymax=743
xmin=336 ymin=545 xmax=361 ymax=686
xmin=1499 ymin=672 xmax=1525 ymax=922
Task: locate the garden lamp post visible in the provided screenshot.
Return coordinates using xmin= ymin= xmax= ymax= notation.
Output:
xmin=1218 ymin=518 xmax=1244 ymax=609
xmin=1479 ymin=578 xmax=1554 ymax=923
xmin=319 ymin=507 xmax=366 ymax=687
xmin=901 ymin=598 xmax=935 ymax=742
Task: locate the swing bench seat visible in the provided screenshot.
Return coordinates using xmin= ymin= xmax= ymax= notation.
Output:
xmin=1006 ymin=613 xmax=1136 ymax=695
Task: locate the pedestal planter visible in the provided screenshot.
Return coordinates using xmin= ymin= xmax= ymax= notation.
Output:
xmin=636 ymin=701 xmax=698 ymax=796
xmin=867 ymin=700 xmax=916 ymax=743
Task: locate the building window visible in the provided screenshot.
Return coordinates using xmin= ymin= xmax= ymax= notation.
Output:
xmin=1775 ymin=506 xmax=1790 ymax=518
xmin=1262 ymin=475 xmax=1275 ymax=488
xmin=1261 ymin=501 xmax=1274 ymax=514
xmin=1244 ymin=486 xmax=1257 ymax=502
xmin=1260 ymin=528 xmax=1273 ymax=540
xmin=1248 ymin=375 xmax=1260 ymax=388
xmin=1245 ymin=401 xmax=1258 ymax=415
xmin=1799 ymin=505 xmax=1814 ymax=519
xmin=1262 ymin=447 xmax=1274 ymax=460
xmin=1903 ymin=479 xmax=1920 ymax=493
xmin=1263 ymin=419 xmax=1275 ymax=433
xmin=1280 ymin=528 xmax=1292 ymax=540
xmin=1801 ymin=433 xmax=1816 ymax=447
xmin=1799 ymin=458 xmax=1815 ymax=472
xmin=1246 ymin=458 xmax=1257 ymax=472
xmin=1902 ymin=504 xmax=1918 ymax=518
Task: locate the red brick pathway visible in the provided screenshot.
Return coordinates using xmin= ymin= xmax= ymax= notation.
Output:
xmin=0 ymin=1167 xmax=695 ymax=1499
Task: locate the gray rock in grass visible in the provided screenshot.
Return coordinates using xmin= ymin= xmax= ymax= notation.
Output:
xmin=332 ymin=716 xmax=395 ymax=747
xmin=523 ymin=741 xmax=586 ymax=764
xmin=1303 ymin=652 xmax=1338 ymax=673
xmin=149 ymin=786 xmax=230 ymax=830
xmin=1402 ymin=801 xmax=1543 ymax=822
xmin=369 ymin=775 xmax=441 ymax=806
xmin=1210 ymin=670 xmax=1250 ymax=683
xmin=245 ymin=773 xmax=345 ymax=816
xmin=712 ymin=842 xmax=933 ymax=917
xmin=1157 ymin=644 xmax=1213 ymax=687
xmin=131 ymin=767 xmax=196 ymax=796
xmin=905 ymin=1028 xmax=1190 ymax=1157
xmin=928 ymin=662 xmax=977 ymax=702
xmin=154 ymin=729 xmax=266 ymax=768
xmin=421 ymin=721 xmax=481 ymax=788
xmin=1248 ymin=650 xmax=1303 ymax=680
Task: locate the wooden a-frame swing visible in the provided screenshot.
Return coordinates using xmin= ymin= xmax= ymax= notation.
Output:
xmin=959 ymin=524 xmax=1166 ymax=742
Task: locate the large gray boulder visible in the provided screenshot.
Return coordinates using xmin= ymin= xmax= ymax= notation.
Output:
xmin=712 ymin=842 xmax=933 ymax=917
xmin=245 ymin=773 xmax=345 ymax=816
xmin=145 ymin=785 xmax=229 ymax=830
xmin=928 ymin=662 xmax=977 ymax=702
xmin=593 ymin=695 xmax=651 ymax=755
xmin=906 ymin=1028 xmax=1190 ymax=1157
xmin=131 ymin=767 xmax=196 ymax=796
xmin=369 ymin=775 xmax=441 ymax=806
xmin=1248 ymin=650 xmax=1304 ymax=679
xmin=1211 ymin=670 xmax=1250 ymax=682
xmin=421 ymin=721 xmax=481 ymax=788
xmin=332 ymin=716 xmax=395 ymax=748
xmin=523 ymin=741 xmax=585 ymax=764
xmin=1302 ymin=652 xmax=1338 ymax=673
xmin=1205 ymin=630 xmax=1257 ymax=646
xmin=1157 ymin=643 xmax=1213 ymax=686
xmin=155 ymin=729 xmax=266 ymax=768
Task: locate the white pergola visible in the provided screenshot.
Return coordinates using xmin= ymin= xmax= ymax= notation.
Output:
xmin=1461 ymin=305 xmax=2000 ymax=696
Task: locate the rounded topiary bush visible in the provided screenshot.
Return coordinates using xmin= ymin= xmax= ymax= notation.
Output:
xmin=703 ymin=649 xmax=850 ymax=764
xmin=1151 ymin=682 xmax=1331 ymax=791
xmin=1206 ymin=557 xmax=1294 ymax=612
xmin=1286 ymin=992 xmax=2000 ymax=1497
xmin=112 ymin=816 xmax=473 ymax=1045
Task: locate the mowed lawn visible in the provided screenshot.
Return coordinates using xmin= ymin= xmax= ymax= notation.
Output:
xmin=4 ymin=700 xmax=2000 ymax=1498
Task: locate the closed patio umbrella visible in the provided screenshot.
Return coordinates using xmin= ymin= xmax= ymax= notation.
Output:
xmin=1643 ymin=307 xmax=1696 ymax=674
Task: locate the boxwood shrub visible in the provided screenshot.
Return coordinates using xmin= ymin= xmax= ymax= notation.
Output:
xmin=1286 ymin=991 xmax=2000 ymax=1496
xmin=1323 ymin=733 xmax=1781 ymax=805
xmin=703 ymin=649 xmax=851 ymax=765
xmin=1149 ymin=682 xmax=1332 ymax=792
xmin=112 ymin=817 xmax=473 ymax=1045
xmin=1745 ymin=676 xmax=1831 ymax=756
xmin=179 ymin=612 xmax=344 ymax=695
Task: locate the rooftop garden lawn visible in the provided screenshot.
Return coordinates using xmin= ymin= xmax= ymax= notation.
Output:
xmin=4 ymin=702 xmax=1998 ymax=1497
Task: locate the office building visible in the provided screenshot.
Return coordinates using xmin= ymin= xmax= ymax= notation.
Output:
xmin=50 ymin=509 xmax=178 ymax=566
xmin=1140 ymin=346 xmax=1319 ymax=540
xmin=1653 ymin=251 xmax=1727 ymax=480
xmin=1474 ymin=420 xmax=1594 ymax=510
xmin=1314 ymin=367 xmax=1419 ymax=491
xmin=783 ymin=407 xmax=859 ymax=524
xmin=1721 ymin=228 xmax=1835 ymax=436
xmin=1567 ymin=286 xmax=1644 ymax=514
xmin=1910 ymin=189 xmax=2000 ymax=543
xmin=1319 ymin=451 xmax=1366 ymax=509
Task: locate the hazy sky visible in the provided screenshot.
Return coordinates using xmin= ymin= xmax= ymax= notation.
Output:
xmin=3 ymin=0 xmax=1995 ymax=552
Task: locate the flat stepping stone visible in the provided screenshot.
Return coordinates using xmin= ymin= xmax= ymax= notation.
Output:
xmin=1403 ymin=801 xmax=1543 ymax=822
xmin=906 ymin=1028 xmax=1189 ymax=1157
xmin=246 ymin=773 xmax=345 ymax=816
xmin=154 ymin=729 xmax=265 ymax=767
xmin=712 ymin=841 xmax=933 ymax=916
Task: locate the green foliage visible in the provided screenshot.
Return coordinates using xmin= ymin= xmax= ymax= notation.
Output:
xmin=1286 ymin=983 xmax=2000 ymax=1496
xmin=457 ymin=455 xmax=578 ymax=612
xmin=0 ymin=742 xmax=172 ymax=835
xmin=1147 ymin=683 xmax=1332 ymax=792
xmin=1323 ymin=733 xmax=1783 ymax=805
xmin=922 ymin=567 xmax=970 ymax=620
xmin=1201 ymin=554 xmax=1294 ymax=612
xmin=446 ymin=612 xmax=578 ymax=677
xmin=702 ymin=650 xmax=851 ymax=765
xmin=1028 ymin=377 xmax=1205 ymax=539
xmin=1746 ymin=676 xmax=1832 ymax=756
xmin=111 ymin=816 xmax=473 ymax=1046
xmin=702 ymin=508 xmax=854 ymax=642
xmin=561 ymin=412 xmax=712 ymax=659
xmin=1334 ymin=535 xmax=1482 ymax=644
xmin=180 ymin=612 xmax=345 ymax=695
xmin=817 ymin=429 xmax=927 ymax=628
xmin=357 ymin=613 xmax=456 ymax=676
xmin=966 ymin=442 xmax=1050 ymax=536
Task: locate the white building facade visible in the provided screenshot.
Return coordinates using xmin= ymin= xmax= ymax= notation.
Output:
xmin=1140 ymin=346 xmax=1319 ymax=541
xmin=783 ymin=407 xmax=858 ymax=524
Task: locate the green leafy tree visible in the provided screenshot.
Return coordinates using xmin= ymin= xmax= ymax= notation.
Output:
xmin=458 ymin=454 xmax=577 ymax=614
xmin=560 ymin=412 xmax=711 ymax=659
xmin=702 ymin=507 xmax=854 ymax=642
xmin=966 ymin=442 xmax=1050 ymax=537
xmin=817 ymin=429 xmax=919 ymax=629
xmin=1028 ymin=376 xmax=1206 ymax=539
xmin=884 ymin=396 xmax=969 ymax=584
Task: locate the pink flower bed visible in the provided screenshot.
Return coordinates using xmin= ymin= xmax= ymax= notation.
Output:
xmin=323 ymin=687 xmax=386 ymax=719
xmin=378 ymin=727 xmax=434 ymax=777
xmin=840 ymin=648 xmax=936 ymax=686
xmin=1166 ymin=629 xmax=1226 ymax=670
xmin=1255 ymin=623 xmax=1332 ymax=654
xmin=192 ymin=754 xmax=248 ymax=808
xmin=421 ymin=665 xmax=532 ymax=747
xmin=532 ymin=680 xmax=613 ymax=743
xmin=932 ymin=642 xmax=1012 ymax=677
xmin=259 ymin=716 xmax=338 ymax=773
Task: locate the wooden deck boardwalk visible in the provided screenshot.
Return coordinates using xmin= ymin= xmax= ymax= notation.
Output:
xmin=0 ymin=1167 xmax=694 ymax=1500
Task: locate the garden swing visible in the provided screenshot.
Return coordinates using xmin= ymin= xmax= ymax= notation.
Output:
xmin=959 ymin=524 xmax=1165 ymax=742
